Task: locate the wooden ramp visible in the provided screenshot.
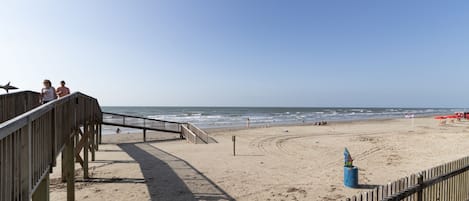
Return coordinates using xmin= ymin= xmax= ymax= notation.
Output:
xmin=0 ymin=91 xmax=214 ymax=201
xmin=102 ymin=112 xmax=214 ymax=144
xmin=0 ymin=91 xmax=102 ymax=201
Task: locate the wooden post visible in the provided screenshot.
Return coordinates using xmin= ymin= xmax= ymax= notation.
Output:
xmin=75 ymin=131 xmax=79 ymax=163
xmin=32 ymin=173 xmax=49 ymax=201
xmin=91 ymin=122 xmax=95 ymax=161
xmin=95 ymin=124 xmax=99 ymax=150
xmin=27 ymin=120 xmax=33 ymax=200
xmin=143 ymin=129 xmax=147 ymax=142
xmin=64 ymin=131 xmax=75 ymax=201
xmin=21 ymin=124 xmax=31 ymax=200
xmin=61 ymin=153 xmax=66 ymax=182
xmin=83 ymin=124 xmax=89 ymax=179
xmin=98 ymin=124 xmax=102 ymax=144
xmin=417 ymin=174 xmax=423 ymax=201
xmin=232 ymin=136 xmax=236 ymax=156
xmin=50 ymin=108 xmax=56 ymax=173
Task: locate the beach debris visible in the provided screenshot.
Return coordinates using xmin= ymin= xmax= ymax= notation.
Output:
xmin=344 ymin=148 xmax=353 ymax=167
xmin=232 ymin=136 xmax=236 ymax=156
xmin=0 ymin=81 xmax=18 ymax=93
xmin=314 ymin=121 xmax=328 ymax=126
xmin=284 ymin=129 xmax=289 ymax=132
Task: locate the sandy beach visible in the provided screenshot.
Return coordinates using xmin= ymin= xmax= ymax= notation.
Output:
xmin=50 ymin=117 xmax=469 ymax=201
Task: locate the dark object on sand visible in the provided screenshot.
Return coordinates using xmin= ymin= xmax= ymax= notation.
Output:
xmin=0 ymin=82 xmax=18 ymax=93
xmin=314 ymin=121 xmax=328 ymax=126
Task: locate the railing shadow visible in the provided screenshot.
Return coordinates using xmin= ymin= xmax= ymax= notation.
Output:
xmin=76 ymin=178 xmax=146 ymax=184
xmin=91 ymin=160 xmax=137 ymax=164
xmin=355 ymin=184 xmax=381 ymax=189
xmin=118 ymin=143 xmax=234 ymax=201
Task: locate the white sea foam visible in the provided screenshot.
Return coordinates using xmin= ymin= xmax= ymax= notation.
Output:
xmin=99 ymin=106 xmax=460 ymax=132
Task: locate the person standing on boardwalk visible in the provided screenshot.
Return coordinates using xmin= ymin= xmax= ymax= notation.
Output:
xmin=40 ymin=79 xmax=57 ymax=104
xmin=56 ymin=80 xmax=70 ymax=98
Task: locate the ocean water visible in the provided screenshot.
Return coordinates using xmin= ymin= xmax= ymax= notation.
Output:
xmin=101 ymin=107 xmax=462 ymax=132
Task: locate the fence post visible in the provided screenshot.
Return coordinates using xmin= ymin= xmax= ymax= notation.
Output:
xmin=232 ymin=136 xmax=236 ymax=156
xmin=143 ymin=129 xmax=146 ymax=142
xmin=417 ymin=173 xmax=423 ymax=201
xmin=32 ymin=173 xmax=49 ymax=201
xmin=98 ymin=124 xmax=102 ymax=144
xmin=64 ymin=130 xmax=75 ymax=201
xmin=83 ymin=123 xmax=89 ymax=179
xmin=91 ymin=122 xmax=95 ymax=161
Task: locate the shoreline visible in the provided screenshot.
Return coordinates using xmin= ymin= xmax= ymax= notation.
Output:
xmin=101 ymin=113 xmax=448 ymax=136
xmin=202 ymin=113 xmax=443 ymax=133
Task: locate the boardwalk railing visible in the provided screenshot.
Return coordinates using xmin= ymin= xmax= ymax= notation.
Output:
xmin=187 ymin=123 xmax=211 ymax=143
xmin=181 ymin=124 xmax=199 ymax=144
xmin=345 ymin=156 xmax=469 ymax=201
xmin=102 ymin=112 xmax=182 ymax=133
xmin=0 ymin=91 xmax=40 ymax=123
xmin=0 ymin=92 xmax=102 ymax=201
xmin=102 ymin=112 xmax=213 ymax=144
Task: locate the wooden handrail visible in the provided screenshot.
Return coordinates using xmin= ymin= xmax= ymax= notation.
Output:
xmin=102 ymin=112 xmax=183 ymax=134
xmin=102 ymin=112 xmax=181 ymax=124
xmin=187 ymin=123 xmax=210 ymax=143
xmin=0 ymin=92 xmax=101 ymax=139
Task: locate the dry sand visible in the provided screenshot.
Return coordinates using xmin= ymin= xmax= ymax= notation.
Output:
xmin=50 ymin=117 xmax=469 ymax=201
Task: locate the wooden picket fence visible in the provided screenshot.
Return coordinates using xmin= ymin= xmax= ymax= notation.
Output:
xmin=345 ymin=156 xmax=469 ymax=201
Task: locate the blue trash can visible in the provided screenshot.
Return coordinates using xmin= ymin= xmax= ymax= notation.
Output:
xmin=344 ymin=166 xmax=358 ymax=188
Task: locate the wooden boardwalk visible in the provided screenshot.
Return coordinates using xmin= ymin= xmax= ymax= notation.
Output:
xmin=0 ymin=91 xmax=101 ymax=201
xmin=0 ymin=91 xmax=214 ymax=201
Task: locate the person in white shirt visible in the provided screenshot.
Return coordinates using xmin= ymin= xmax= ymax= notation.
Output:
xmin=40 ymin=79 xmax=57 ymax=104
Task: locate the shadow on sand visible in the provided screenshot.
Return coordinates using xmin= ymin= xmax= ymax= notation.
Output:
xmin=119 ymin=143 xmax=234 ymax=201
xmin=355 ymin=184 xmax=381 ymax=189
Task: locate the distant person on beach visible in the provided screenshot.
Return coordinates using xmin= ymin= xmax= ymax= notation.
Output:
xmin=247 ymin=117 xmax=250 ymax=128
xmin=56 ymin=80 xmax=70 ymax=98
xmin=40 ymin=79 xmax=57 ymax=104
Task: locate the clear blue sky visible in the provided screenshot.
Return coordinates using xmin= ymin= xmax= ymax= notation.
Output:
xmin=1 ymin=1 xmax=468 ymax=107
